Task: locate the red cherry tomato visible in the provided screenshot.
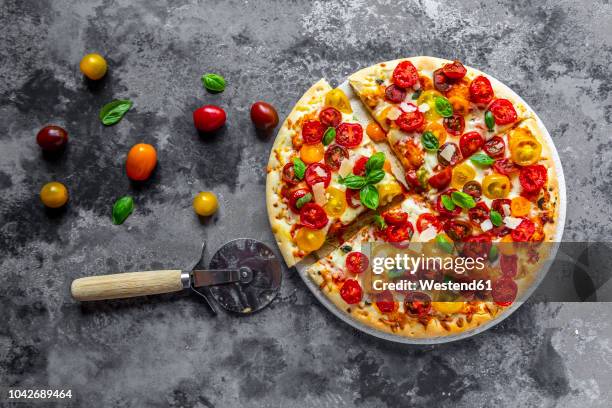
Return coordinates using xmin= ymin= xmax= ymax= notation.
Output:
xmin=193 ymin=105 xmax=226 ymax=132
xmin=492 ymin=277 xmax=518 ymax=306
xmin=345 ymin=188 xmax=361 ymax=208
xmin=433 ymin=68 xmax=452 ymax=92
xmin=299 ymin=203 xmax=328 ymax=230
xmin=288 ymin=188 xmax=310 ymax=213
xmin=335 ymin=123 xmax=363 ymax=148
xmin=383 ymin=210 xmax=408 ymax=225
xmin=459 ymin=131 xmax=484 ymax=158
xmin=404 ymin=292 xmax=432 ymax=316
xmin=304 ymin=163 xmax=331 ymax=188
xmin=468 ymin=201 xmax=490 ymax=225
xmin=519 ymin=165 xmax=547 ymax=193
xmin=491 ymin=198 xmax=512 ymax=217
xmin=345 ymin=252 xmax=369 ymax=274
xmin=250 ymin=101 xmax=279 ymax=131
xmin=428 ymin=166 xmax=452 ymax=190
xmin=494 ymin=158 xmax=520 ymax=176
xmin=437 ymin=142 xmax=462 ymax=167
xmin=36 ymin=125 xmax=68 ymax=152
xmin=405 ymin=169 xmax=423 ymax=191
xmin=416 ymin=213 xmax=442 ymax=233
xmin=375 ymin=290 xmax=397 ymax=314
xmin=500 ymin=254 xmax=518 ymax=277
xmin=511 ymin=218 xmax=535 ymax=242
xmin=126 ymin=143 xmax=157 ymax=181
xmin=442 ymin=60 xmax=467 ymax=79
xmin=462 ymin=234 xmax=492 ymax=259
xmin=463 ymin=180 xmax=482 ymax=201
xmin=483 ymin=136 xmax=505 ymax=158
xmin=323 ymin=144 xmax=348 ymax=171
xmin=340 ymin=279 xmax=363 ymax=304
xmin=392 ymin=61 xmax=419 ymax=88
xmin=469 ymin=75 xmax=494 ymax=105
xmin=443 ymin=114 xmax=465 ymax=136
xmin=386 ymin=223 xmax=413 ymax=243
xmin=396 ymin=111 xmax=424 ymax=133
xmin=489 ymin=99 xmax=517 ymax=125
xmin=282 ymin=162 xmax=300 ymax=185
xmin=319 ymin=107 xmax=342 ymax=128
xmin=436 ymin=190 xmax=462 ymax=218
xmin=444 ymin=220 xmax=472 ymax=242
xmin=302 ymin=120 xmax=325 ymax=145
xmin=385 ymin=84 xmax=408 ymax=103
xmin=352 ymin=155 xmax=369 ymax=177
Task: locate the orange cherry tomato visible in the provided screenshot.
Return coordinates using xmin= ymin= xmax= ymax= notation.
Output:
xmin=366 ymin=122 xmax=386 ymax=142
xmin=300 ymin=143 xmax=324 ymax=164
xmin=126 ymin=143 xmax=157 ymax=181
xmin=511 ymin=196 xmax=531 ymax=217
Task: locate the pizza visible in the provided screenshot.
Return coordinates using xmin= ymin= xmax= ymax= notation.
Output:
xmin=266 ymin=57 xmax=561 ymax=339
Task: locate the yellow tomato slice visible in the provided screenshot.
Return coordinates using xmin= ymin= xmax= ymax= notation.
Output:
xmin=324 ymin=187 xmax=347 ymax=217
xmin=424 ymin=122 xmax=447 ymax=145
xmin=366 ymin=122 xmax=386 ymax=142
xmin=448 ymin=96 xmax=470 ymax=116
xmin=300 ymin=143 xmax=324 ymax=164
xmin=482 ymin=174 xmax=511 ymax=199
xmin=451 ymin=162 xmax=476 ymax=189
xmin=377 ymin=182 xmax=402 ymax=205
xmin=510 ymin=136 xmax=542 ymax=166
xmin=417 ymin=90 xmax=443 ymax=121
xmin=511 ymin=196 xmax=531 ymax=217
xmin=432 ymin=301 xmax=465 ymax=314
xmin=325 ymin=89 xmax=352 ymax=114
xmin=295 ymin=227 xmax=326 ymax=252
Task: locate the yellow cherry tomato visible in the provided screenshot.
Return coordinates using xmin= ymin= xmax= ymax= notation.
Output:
xmin=79 ymin=53 xmax=107 ymax=80
xmin=193 ymin=192 xmax=218 ymax=216
xmin=451 ymin=162 xmax=476 ymax=189
xmin=448 ymin=96 xmax=470 ymax=116
xmin=424 ymin=122 xmax=447 ymax=145
xmin=366 ymin=122 xmax=386 ymax=142
xmin=482 ymin=173 xmax=511 ymax=199
xmin=417 ymin=89 xmax=443 ymax=121
xmin=510 ymin=136 xmax=542 ymax=166
xmin=300 ymin=143 xmax=324 ymax=164
xmin=377 ymin=182 xmax=402 ymax=205
xmin=511 ymin=196 xmax=531 ymax=217
xmin=295 ymin=227 xmax=326 ymax=252
xmin=40 ymin=181 xmax=69 ymax=208
xmin=432 ymin=301 xmax=465 ymax=314
xmin=498 ymin=235 xmax=516 ymax=255
xmin=324 ymin=187 xmax=347 ymax=217
xmin=324 ymin=89 xmax=352 ymax=114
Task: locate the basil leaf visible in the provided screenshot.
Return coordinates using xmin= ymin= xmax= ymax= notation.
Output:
xmin=366 ymin=169 xmax=385 ymax=185
xmin=373 ymin=214 xmax=387 ymax=230
xmin=470 ymin=153 xmax=495 ymax=167
xmin=411 ymin=90 xmax=422 ymax=100
xmin=365 ymin=152 xmax=385 ymax=173
xmin=490 ymin=210 xmax=503 ymax=227
xmin=416 ymin=166 xmax=429 ymax=189
xmin=488 ymin=245 xmax=499 ymax=262
xmin=441 ymin=195 xmax=455 ymax=211
xmin=100 ymin=100 xmax=132 ymax=126
xmin=341 ymin=244 xmax=353 ymax=253
xmin=295 ymin=193 xmax=312 ymax=209
xmin=435 ymin=234 xmax=454 ymax=254
xmin=485 ymin=110 xmax=495 ymax=131
xmin=322 ymin=127 xmax=336 ymax=146
xmin=421 ymin=131 xmax=439 ymax=151
xmin=293 ymin=157 xmax=306 ymax=180
xmin=451 ymin=191 xmax=476 ymax=209
xmin=434 ymin=96 xmax=453 ymax=117
xmin=339 ymin=174 xmax=367 ymax=189
xmin=112 ymin=196 xmax=134 ymax=225
xmin=360 ymin=184 xmax=379 ymax=210
xmin=201 ymin=73 xmax=226 ymax=92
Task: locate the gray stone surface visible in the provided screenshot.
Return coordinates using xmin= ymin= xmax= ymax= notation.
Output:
xmin=1 ymin=0 xmax=611 ymax=406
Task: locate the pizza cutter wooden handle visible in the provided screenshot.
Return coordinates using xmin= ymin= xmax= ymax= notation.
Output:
xmin=71 ymin=270 xmax=184 ymax=301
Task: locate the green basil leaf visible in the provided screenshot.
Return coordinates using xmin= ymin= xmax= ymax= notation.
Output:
xmin=416 ymin=166 xmax=429 ymax=189
xmin=339 ymin=174 xmax=367 ymax=189
xmin=295 ymin=193 xmax=312 ymax=209
xmin=411 ymin=90 xmax=422 ymax=100
xmin=451 ymin=191 xmax=476 ymax=209
xmin=366 ymin=169 xmax=385 ymax=185
xmin=421 ymin=131 xmax=439 ymax=152
xmin=488 ymin=245 xmax=499 ymax=262
xmin=293 ymin=157 xmax=306 ymax=180
xmin=434 ymin=96 xmax=453 ymax=117
xmin=100 ymin=99 xmax=132 ymax=126
xmin=485 ymin=110 xmax=495 ymax=131
xmin=490 ymin=210 xmax=503 ymax=227
xmin=435 ymin=234 xmax=454 ymax=254
xmin=360 ymin=184 xmax=379 ymax=210
xmin=201 ymin=73 xmax=226 ymax=92
xmin=341 ymin=244 xmax=353 ymax=253
xmin=365 ymin=152 xmax=385 ymax=173
xmin=373 ymin=214 xmax=387 ymax=230
xmin=112 ymin=196 xmax=134 ymax=225
xmin=441 ymin=195 xmax=455 ymax=211
xmin=470 ymin=153 xmax=495 ymax=167
xmin=322 ymin=127 xmax=336 ymax=146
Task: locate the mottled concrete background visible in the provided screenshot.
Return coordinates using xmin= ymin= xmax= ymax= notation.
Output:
xmin=1 ymin=0 xmax=611 ymax=407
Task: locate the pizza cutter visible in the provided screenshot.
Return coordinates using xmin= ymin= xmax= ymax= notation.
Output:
xmin=70 ymin=238 xmax=282 ymax=314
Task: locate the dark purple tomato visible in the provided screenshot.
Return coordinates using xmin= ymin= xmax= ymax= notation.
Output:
xmin=250 ymin=101 xmax=279 ymax=131
xmin=37 ymin=125 xmax=68 ymax=151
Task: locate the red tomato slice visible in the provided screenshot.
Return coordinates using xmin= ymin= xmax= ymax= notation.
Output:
xmin=340 ymin=279 xmax=363 ymax=304
xmin=288 ymin=188 xmax=310 ymax=213
xmin=282 ymin=162 xmax=300 ymax=185
xmin=469 ymin=75 xmax=494 ymax=105
xmin=375 ymin=290 xmax=397 ymax=314
xmin=336 ymin=123 xmax=363 ymax=148
xmin=444 ymin=220 xmax=472 ymax=242
xmin=500 ymin=254 xmax=518 ymax=277
xmin=428 ymin=166 xmax=452 ymax=190
xmin=396 ymin=111 xmax=424 ymax=133
xmin=459 ymin=131 xmax=484 ymax=158
xmin=482 ymin=136 xmax=505 ymax=158
xmin=345 ymin=252 xmax=369 ymax=274
xmin=489 ymin=99 xmax=517 ymax=125
xmin=462 ymin=180 xmax=482 ymax=201
xmin=519 ymin=165 xmax=547 ymax=193
xmin=353 ymin=155 xmax=369 ymax=176
xmin=443 ymin=114 xmax=465 ymax=136
xmin=383 ymin=210 xmax=408 ymax=225
xmin=392 ymin=61 xmax=419 ymax=88
xmin=345 ymin=188 xmax=361 ymax=208
xmin=511 ymin=218 xmax=535 ymax=242
xmin=302 ymin=120 xmax=325 ymax=145
xmin=491 ymin=198 xmax=512 ymax=217
xmin=492 ymin=277 xmax=518 ymax=306
xmin=319 ymin=107 xmax=342 ymax=128
xmin=442 ymin=60 xmax=467 ymax=79
xmin=324 ymin=144 xmax=348 ymax=171
xmin=437 ymin=142 xmax=462 ymax=166
xmin=416 ymin=213 xmax=442 ymax=233
xmin=493 ymin=158 xmax=520 ymax=176
xmin=468 ymin=201 xmax=490 ymax=225
xmin=405 ymin=169 xmax=423 ymax=191
xmin=299 ymin=203 xmax=328 ymax=230
xmin=304 ymin=163 xmax=331 ymax=188
xmin=433 ymin=68 xmax=452 ymax=92
xmin=385 ymin=84 xmax=407 ymax=103
xmin=462 ymin=234 xmax=492 ymax=259
xmin=404 ymin=292 xmax=432 ymax=316
xmin=385 ymin=223 xmax=414 ymax=242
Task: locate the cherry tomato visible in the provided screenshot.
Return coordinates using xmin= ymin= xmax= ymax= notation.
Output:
xmin=396 ymin=111 xmax=424 ymax=133
xmin=494 ymin=158 xmax=520 ymax=176
xmin=443 ymin=114 xmax=465 ymax=136
xmin=405 ymin=169 xmax=423 ymax=191
xmin=433 ymin=68 xmax=452 ymax=92
xmin=511 ymin=218 xmax=535 ymax=242
xmin=302 ymin=120 xmax=325 ymax=145
xmin=500 ymin=254 xmax=518 ymax=278
xmin=492 ymin=277 xmax=518 ymax=306
xmin=79 ymin=53 xmax=107 ymax=80
xmin=392 ymin=61 xmax=419 ymax=88
xmin=281 ymin=162 xmax=300 ymax=185
xmin=288 ymin=188 xmax=311 ymax=213
xmin=491 ymin=198 xmax=512 ymax=217
xmin=386 ymin=223 xmax=413 ymax=243
xmin=345 ymin=188 xmax=361 ymax=208
xmin=442 ymin=60 xmax=467 ymax=79
xmin=300 ymin=143 xmax=324 ymax=164
xmin=489 ymin=99 xmax=517 ymax=125
xmin=346 ymin=252 xmax=369 ymax=274
xmin=325 ymin=89 xmax=352 ymax=114
xmin=482 ymin=174 xmax=511 ymax=199
xmin=324 ymin=187 xmax=347 ymax=217
xmin=459 ymin=131 xmax=484 ymax=158
xmin=424 ymin=121 xmax=447 ymax=144
xmin=250 ymin=101 xmax=279 ymax=131
xmin=193 ymin=105 xmax=226 ymax=132
xmin=451 ymin=162 xmax=476 ymax=189
xmin=295 ymin=227 xmax=326 ymax=252
xmin=340 ymin=279 xmax=363 ymax=304
xmin=304 ymin=163 xmax=331 ymax=188
xmin=36 ymin=125 xmax=68 ymax=152
xmin=436 ymin=190 xmax=461 ymax=218
xmin=444 ymin=220 xmax=472 ymax=242
xmin=519 ymin=164 xmax=547 ymax=193
xmin=462 ymin=180 xmax=482 ymax=201
xmin=511 ymin=196 xmax=531 ymax=217
xmin=324 ymin=144 xmax=348 ymax=171
xmin=468 ymin=201 xmax=490 ymax=225
xmin=462 ymin=234 xmax=492 ymax=259
xmin=385 ymin=84 xmax=407 ymax=103
xmin=404 ymin=292 xmax=432 ymax=316
xmin=352 ymin=155 xmax=369 ymax=176
xmin=40 ymin=181 xmax=69 ymax=208
xmin=383 ymin=210 xmax=408 ymax=225
xmin=469 ymin=75 xmax=494 ymax=105
xmin=375 ymin=290 xmax=397 ymax=314
xmin=510 ymin=136 xmax=542 ymax=166
xmin=428 ymin=166 xmax=452 ymax=190
xmin=416 ymin=213 xmax=442 ymax=233
xmin=483 ymin=136 xmax=506 ymax=158
xmin=193 ymin=192 xmax=218 ymax=216
xmin=366 ymin=122 xmax=386 ymax=142
xmin=437 ymin=142 xmax=462 ymax=167
xmin=378 ymin=183 xmax=402 ymax=206
xmin=335 ymin=123 xmax=363 ymax=147
xmin=299 ymin=202 xmax=328 ymax=230
xmin=417 ymin=90 xmax=443 ymax=121
xmin=126 ymin=143 xmax=157 ymax=181
xmin=319 ymin=107 xmax=342 ymax=128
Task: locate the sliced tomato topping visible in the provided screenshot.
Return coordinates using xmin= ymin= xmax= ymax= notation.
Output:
xmin=385 ymin=223 xmax=414 ymax=243
xmin=492 ymin=277 xmax=518 ymax=306
xmin=404 ymin=291 xmax=432 ymax=316
xmin=494 ymin=158 xmax=520 ymax=176
xmin=459 ymin=131 xmax=484 ymax=158
xmin=462 ymin=180 xmax=482 ymax=201
xmin=511 ymin=218 xmax=535 ymax=242
xmin=319 ymin=107 xmax=342 ymax=128
xmin=500 ymin=254 xmax=518 ymax=277
xmin=288 ymin=188 xmax=310 ymax=213
xmin=489 ymin=99 xmax=517 ymax=125
xmin=462 ymin=234 xmax=492 ymax=259
xmin=519 ymin=164 xmax=547 ymax=193
xmin=345 ymin=251 xmax=369 ymax=274
xmin=299 ymin=202 xmax=328 ymax=230
xmin=385 ymin=84 xmax=407 ymax=103
xmin=392 ymin=61 xmax=419 ymax=88
xmin=340 ymin=279 xmax=363 ymax=304
xmin=436 ymin=190 xmax=461 ymax=218
xmin=491 ymin=198 xmax=512 ymax=217
xmin=396 ymin=110 xmax=424 ymax=133
xmin=433 ymin=68 xmax=452 ymax=92
xmin=482 ymin=135 xmax=505 ymax=158
xmin=468 ymin=201 xmax=490 ymax=225
xmin=442 ymin=60 xmax=467 ymax=79
xmin=302 ymin=120 xmax=325 ymax=145
xmin=324 ymin=144 xmax=348 ymax=171
xmin=282 ymin=162 xmax=300 ymax=185
xmin=469 ymin=75 xmax=494 ymax=105
xmin=437 ymin=142 xmax=462 ymax=166
xmin=416 ymin=213 xmax=442 ymax=233
xmin=444 ymin=220 xmax=472 ymax=242
xmin=353 ymin=155 xmax=369 ymax=176
xmin=405 ymin=169 xmax=424 ymax=191
xmin=428 ymin=166 xmax=452 ymax=190
xmin=375 ymin=290 xmax=397 ymax=314
xmin=383 ymin=210 xmax=408 ymax=225
xmin=345 ymin=188 xmax=361 ymax=208
xmin=336 ymin=122 xmax=363 ymax=148
xmin=304 ymin=163 xmax=331 ymax=188
xmin=443 ymin=114 xmax=465 ymax=136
